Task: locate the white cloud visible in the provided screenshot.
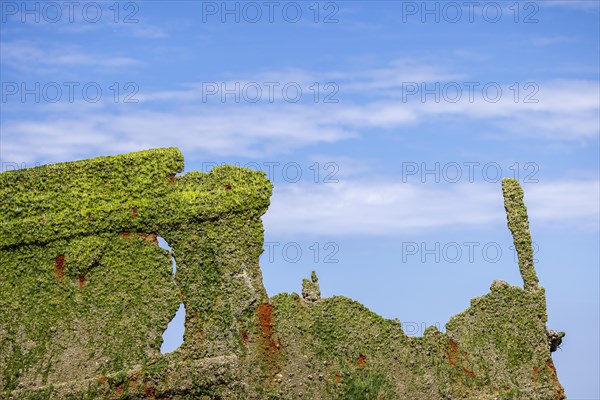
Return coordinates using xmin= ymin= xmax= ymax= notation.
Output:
xmin=529 ymin=35 xmax=577 ymax=46
xmin=329 ymin=59 xmax=467 ymax=92
xmin=0 ymin=41 xmax=141 ymax=73
xmin=136 ymin=76 xmax=599 ymax=140
xmin=262 ymin=179 xmax=599 ymax=237
xmin=137 ymin=59 xmax=464 ymax=103
xmin=0 ymin=105 xmax=357 ymax=163
xmin=264 ymin=181 xmax=503 ymax=237
xmin=526 ymin=180 xmax=600 ymax=225
xmin=129 ymin=25 xmax=168 ymax=39
xmin=1 ymin=60 xmax=598 ymax=163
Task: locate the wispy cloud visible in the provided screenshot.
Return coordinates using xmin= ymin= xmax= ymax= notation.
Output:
xmin=1 ymin=41 xmax=141 ymax=74
xmin=529 ymin=35 xmax=577 ymax=46
xmin=129 ymin=25 xmax=168 ymax=39
xmin=0 ymin=105 xmax=357 ymax=163
xmin=1 ymin=61 xmax=598 ymax=163
xmin=526 ymin=180 xmax=600 ymax=225
xmin=263 ymin=179 xmax=600 ymax=237
xmin=136 ymin=66 xmax=599 ymax=141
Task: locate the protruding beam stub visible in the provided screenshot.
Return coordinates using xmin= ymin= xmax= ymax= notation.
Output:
xmin=502 ymin=178 xmax=539 ymax=291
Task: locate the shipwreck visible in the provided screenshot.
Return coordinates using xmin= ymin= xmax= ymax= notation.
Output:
xmin=0 ymin=148 xmax=564 ymax=399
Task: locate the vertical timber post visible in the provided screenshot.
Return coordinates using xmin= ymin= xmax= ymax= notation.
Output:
xmin=502 ymin=178 xmax=539 ymax=291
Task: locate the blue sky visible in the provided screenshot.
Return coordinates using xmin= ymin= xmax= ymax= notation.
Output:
xmin=1 ymin=1 xmax=599 ymax=397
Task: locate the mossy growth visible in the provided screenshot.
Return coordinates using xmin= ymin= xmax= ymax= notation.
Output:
xmin=0 ymin=150 xmax=565 ymax=399
xmin=301 ymin=271 xmax=321 ymax=303
xmin=502 ymin=178 xmax=539 ymax=291
xmin=1 ymin=148 xmax=272 ymax=397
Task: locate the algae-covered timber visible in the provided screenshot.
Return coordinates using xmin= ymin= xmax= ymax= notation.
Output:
xmin=0 ymin=148 xmax=565 ymax=399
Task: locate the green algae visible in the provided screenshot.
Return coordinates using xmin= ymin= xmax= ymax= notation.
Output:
xmin=0 ymin=149 xmax=564 ymax=399
xmin=502 ymin=178 xmax=539 ymax=291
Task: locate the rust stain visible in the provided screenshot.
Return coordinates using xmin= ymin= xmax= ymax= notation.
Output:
xmin=129 ymin=374 xmax=139 ymax=390
xmin=258 ymin=304 xmax=274 ymax=337
xmin=545 ymin=359 xmax=558 ymax=378
xmin=463 ymin=367 xmax=475 ymax=378
xmin=143 ymin=386 xmax=155 ymax=397
xmin=241 ymin=330 xmax=249 ymax=344
xmin=114 ymin=383 xmax=124 ymax=396
xmin=225 ymin=183 xmax=232 ymax=190
xmin=545 ymin=358 xmax=565 ymax=398
xmin=256 ymin=303 xmax=284 ymax=386
xmin=258 ymin=304 xmax=276 ymax=352
xmin=121 ymin=231 xmax=160 ymax=245
xmin=131 ymin=207 xmax=139 ymax=217
xmin=257 ymin=304 xmax=282 ymax=354
xmin=77 ymin=273 xmax=87 ymax=288
xmin=54 ymin=255 xmax=65 ymax=282
xmin=446 ymin=340 xmax=459 ymax=367
xmin=143 ymin=384 xmax=167 ymax=400
xmin=357 ymin=354 xmax=367 ymax=368
xmin=138 ymin=232 xmax=158 ymax=245
xmin=533 ymin=366 xmax=539 ymax=383
xmin=334 ymin=375 xmax=343 ymax=384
